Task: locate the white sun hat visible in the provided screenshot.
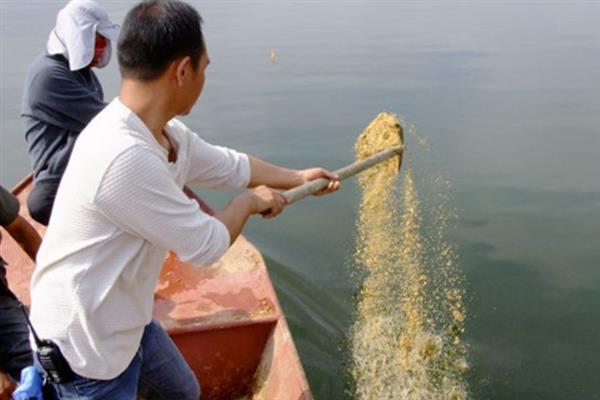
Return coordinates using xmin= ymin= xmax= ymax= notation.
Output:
xmin=46 ymin=0 xmax=120 ymax=71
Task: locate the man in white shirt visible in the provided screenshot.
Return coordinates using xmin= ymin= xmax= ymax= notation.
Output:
xmin=29 ymin=1 xmax=339 ymax=399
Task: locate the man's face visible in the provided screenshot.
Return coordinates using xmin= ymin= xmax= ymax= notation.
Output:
xmin=178 ymin=49 xmax=210 ymax=116
xmin=89 ymin=33 xmax=108 ymax=68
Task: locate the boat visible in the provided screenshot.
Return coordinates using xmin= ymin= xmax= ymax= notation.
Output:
xmin=0 ymin=175 xmax=312 ymax=400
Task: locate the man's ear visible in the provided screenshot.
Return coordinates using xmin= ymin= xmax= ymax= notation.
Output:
xmin=174 ymin=56 xmax=192 ymax=87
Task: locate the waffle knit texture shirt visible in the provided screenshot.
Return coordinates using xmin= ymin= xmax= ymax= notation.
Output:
xmin=29 ymin=97 xmax=251 ymax=380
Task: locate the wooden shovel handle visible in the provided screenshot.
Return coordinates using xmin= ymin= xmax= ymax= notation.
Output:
xmin=282 ymin=145 xmax=403 ymax=205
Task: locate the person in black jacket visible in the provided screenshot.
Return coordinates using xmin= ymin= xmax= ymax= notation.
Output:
xmin=21 ymin=0 xmax=119 ymax=225
xmin=0 ymin=184 xmax=40 ymax=385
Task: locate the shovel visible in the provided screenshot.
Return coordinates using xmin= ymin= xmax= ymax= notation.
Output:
xmin=283 ymin=113 xmax=404 ymax=205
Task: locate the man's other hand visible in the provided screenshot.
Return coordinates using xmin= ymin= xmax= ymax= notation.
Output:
xmin=246 ymin=185 xmax=288 ymax=219
xmin=297 ymin=168 xmax=340 ymax=196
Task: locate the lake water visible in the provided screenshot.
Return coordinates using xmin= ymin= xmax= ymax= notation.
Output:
xmin=1 ymin=1 xmax=600 ymax=399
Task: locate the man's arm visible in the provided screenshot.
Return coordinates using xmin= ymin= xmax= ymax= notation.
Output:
xmin=248 ymin=156 xmax=340 ymax=195
xmin=215 ymin=185 xmax=288 ymax=243
xmin=186 ymin=132 xmax=340 ymax=195
xmin=97 ymin=148 xmax=288 ymax=266
xmin=0 ymin=185 xmax=41 ymax=261
xmin=4 ymin=216 xmax=41 ymax=261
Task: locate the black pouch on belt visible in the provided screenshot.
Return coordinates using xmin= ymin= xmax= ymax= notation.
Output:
xmin=36 ymin=340 xmax=75 ymax=383
xmin=6 ymin=289 xmax=76 ymax=384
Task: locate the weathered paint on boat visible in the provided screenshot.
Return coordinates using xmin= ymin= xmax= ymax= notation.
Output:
xmin=0 ymin=175 xmax=312 ymax=400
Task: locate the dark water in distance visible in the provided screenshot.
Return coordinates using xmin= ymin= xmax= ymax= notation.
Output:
xmin=2 ymin=1 xmax=600 ymax=399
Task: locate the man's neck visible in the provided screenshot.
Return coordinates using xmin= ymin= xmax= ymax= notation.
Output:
xmin=119 ymin=79 xmax=175 ymax=142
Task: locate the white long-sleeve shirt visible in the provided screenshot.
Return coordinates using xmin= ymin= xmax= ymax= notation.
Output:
xmin=30 ymin=97 xmax=250 ymax=380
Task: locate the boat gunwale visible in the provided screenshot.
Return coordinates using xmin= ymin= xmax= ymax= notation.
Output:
xmin=165 ymin=314 xmax=279 ymax=336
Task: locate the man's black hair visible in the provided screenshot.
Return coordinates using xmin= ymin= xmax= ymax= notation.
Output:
xmin=118 ymin=0 xmax=204 ymax=81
